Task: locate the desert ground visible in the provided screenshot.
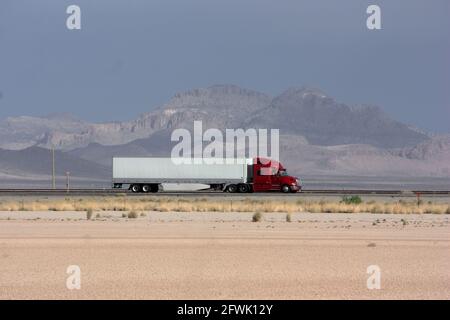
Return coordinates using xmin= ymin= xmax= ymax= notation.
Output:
xmin=0 ymin=199 xmax=449 ymax=299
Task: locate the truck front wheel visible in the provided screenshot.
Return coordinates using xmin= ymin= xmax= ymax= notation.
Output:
xmin=281 ymin=185 xmax=290 ymax=193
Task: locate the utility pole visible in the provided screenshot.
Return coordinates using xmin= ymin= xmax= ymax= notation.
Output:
xmin=66 ymin=171 xmax=70 ymax=193
xmin=52 ymin=146 xmax=56 ymax=189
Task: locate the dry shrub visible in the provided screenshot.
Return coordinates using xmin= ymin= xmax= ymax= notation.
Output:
xmin=252 ymin=212 xmax=263 ymax=222
xmin=86 ymin=208 xmax=93 ymax=220
xmin=127 ymin=211 xmax=138 ymax=219
xmin=341 ymin=195 xmax=363 ymax=204
xmin=286 ymin=213 xmax=292 ymax=222
xmin=370 ymin=205 xmax=383 ymax=214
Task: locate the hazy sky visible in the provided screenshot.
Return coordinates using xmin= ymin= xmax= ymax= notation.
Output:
xmin=0 ymin=0 xmax=449 ymax=132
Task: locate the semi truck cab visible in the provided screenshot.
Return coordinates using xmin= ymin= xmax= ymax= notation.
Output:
xmin=251 ymin=157 xmax=301 ymax=193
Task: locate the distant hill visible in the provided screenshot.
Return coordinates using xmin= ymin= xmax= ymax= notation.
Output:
xmin=0 ymin=85 xmax=428 ymax=150
xmin=0 ymin=85 xmax=272 ymax=151
xmin=0 ymin=146 xmax=110 ymax=179
xmin=1 ymin=85 xmax=449 ymax=185
xmin=244 ymin=87 xmax=428 ymax=148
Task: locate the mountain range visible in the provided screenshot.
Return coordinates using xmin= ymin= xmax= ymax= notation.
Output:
xmin=0 ymin=84 xmax=449 ymax=188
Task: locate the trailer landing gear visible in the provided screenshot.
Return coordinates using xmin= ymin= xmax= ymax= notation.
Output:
xmin=210 ymin=184 xmax=224 ymax=191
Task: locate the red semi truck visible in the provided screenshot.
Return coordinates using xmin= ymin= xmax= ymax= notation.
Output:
xmin=112 ymin=157 xmax=301 ymax=193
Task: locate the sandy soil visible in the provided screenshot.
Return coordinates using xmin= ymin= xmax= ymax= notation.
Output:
xmin=0 ymin=211 xmax=449 ymax=300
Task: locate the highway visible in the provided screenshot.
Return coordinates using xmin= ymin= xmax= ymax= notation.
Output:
xmin=0 ymin=188 xmax=449 ymax=197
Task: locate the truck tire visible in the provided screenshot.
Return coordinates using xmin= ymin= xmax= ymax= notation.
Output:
xmin=238 ymin=184 xmax=250 ymax=193
xmin=227 ymin=184 xmax=238 ymax=193
xmin=150 ymin=184 xmax=159 ymax=193
xmin=141 ymin=184 xmax=150 ymax=193
xmin=281 ymin=185 xmax=290 ymax=193
xmin=130 ymin=184 xmax=140 ymax=193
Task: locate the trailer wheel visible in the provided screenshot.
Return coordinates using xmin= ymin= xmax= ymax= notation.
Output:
xmin=281 ymin=185 xmax=290 ymax=193
xmin=130 ymin=184 xmax=140 ymax=193
xmin=238 ymin=184 xmax=250 ymax=193
xmin=150 ymin=184 xmax=159 ymax=193
xmin=141 ymin=184 xmax=150 ymax=193
xmin=227 ymin=184 xmax=238 ymax=193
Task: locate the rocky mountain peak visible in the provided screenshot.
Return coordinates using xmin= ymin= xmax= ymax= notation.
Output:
xmin=279 ymin=86 xmax=329 ymax=100
xmin=245 ymin=87 xmax=430 ymax=148
xmin=42 ymin=112 xmax=84 ymax=123
xmin=164 ymin=84 xmax=271 ymax=111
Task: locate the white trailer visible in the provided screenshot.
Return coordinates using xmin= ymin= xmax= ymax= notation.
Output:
xmin=112 ymin=157 xmax=252 ymax=193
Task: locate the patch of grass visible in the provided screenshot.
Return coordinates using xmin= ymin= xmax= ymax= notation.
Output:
xmin=140 ymin=212 xmax=147 ymax=217
xmin=95 ymin=213 xmax=101 ymax=218
xmin=341 ymin=195 xmax=362 ymax=205
xmin=86 ymin=208 xmax=93 ymax=220
xmin=114 ymin=193 xmax=127 ymax=197
xmin=128 ymin=211 xmax=138 ymax=219
xmin=370 ymin=205 xmax=383 ymax=214
xmin=252 ymin=212 xmax=263 ymax=222
xmin=0 ymin=197 xmax=447 ymax=215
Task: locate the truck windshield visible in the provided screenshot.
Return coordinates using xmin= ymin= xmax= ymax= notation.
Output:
xmin=278 ymin=170 xmax=288 ymax=176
